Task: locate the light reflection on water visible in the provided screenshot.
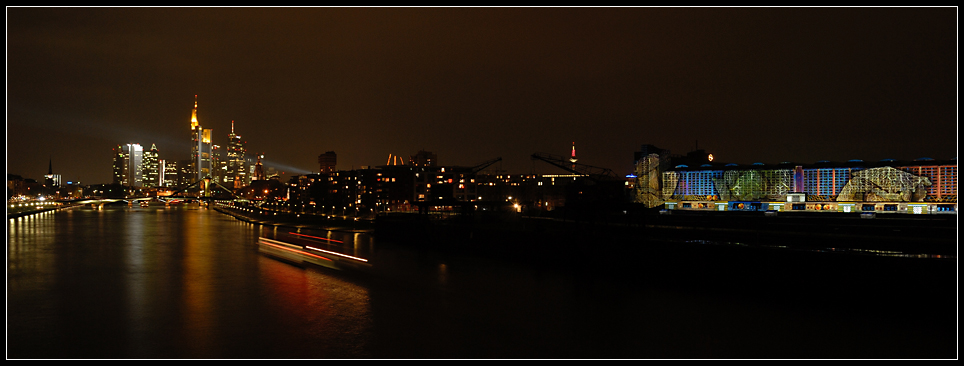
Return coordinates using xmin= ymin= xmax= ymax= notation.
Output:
xmin=7 ymin=205 xmax=377 ymax=358
xmin=7 ymin=205 xmax=958 ymax=359
xmin=681 ymin=239 xmax=955 ymax=260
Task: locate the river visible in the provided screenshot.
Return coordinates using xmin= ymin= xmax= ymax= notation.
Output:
xmin=6 ymin=203 xmax=957 ymax=359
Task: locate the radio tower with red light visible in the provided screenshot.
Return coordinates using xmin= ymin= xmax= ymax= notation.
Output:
xmin=570 ymin=141 xmax=578 ymax=170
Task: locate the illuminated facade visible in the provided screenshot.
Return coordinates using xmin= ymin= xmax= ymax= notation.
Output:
xmin=632 ymin=145 xmax=673 ymax=208
xmin=162 ymin=159 xmax=178 ymax=187
xmin=655 ymin=158 xmax=957 ymax=214
xmin=189 ymin=95 xmax=213 ymax=183
xmin=226 ymin=120 xmax=247 ymax=189
xmin=113 ymin=143 xmax=144 ymax=187
xmin=143 ymin=144 xmax=160 ymax=187
xmin=212 ymin=144 xmax=224 ymax=184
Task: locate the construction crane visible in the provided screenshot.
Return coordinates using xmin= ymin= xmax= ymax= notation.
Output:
xmin=531 ymin=152 xmax=618 ymax=182
xmin=470 ymin=157 xmax=502 ymax=174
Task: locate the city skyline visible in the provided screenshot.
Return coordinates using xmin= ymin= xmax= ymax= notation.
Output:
xmin=7 ymin=7 xmax=958 ymax=185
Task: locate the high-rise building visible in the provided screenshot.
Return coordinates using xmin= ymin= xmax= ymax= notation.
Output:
xmin=158 ymin=159 xmax=166 ymax=187
xmin=253 ymin=153 xmax=266 ymax=181
xmin=212 ymin=144 xmax=224 ymax=184
xmin=246 ymin=156 xmax=257 ymax=185
xmin=410 ymin=150 xmax=436 ymax=167
xmin=189 ymin=95 xmax=214 ymax=183
xmin=143 ymin=144 xmax=160 ymax=187
xmin=318 ymin=151 xmax=337 ymax=173
xmin=113 ymin=145 xmax=125 ymax=185
xmin=178 ymin=160 xmax=192 ymax=187
xmin=226 ymin=120 xmax=247 ymax=189
xmin=162 ymin=160 xmax=179 ymax=187
xmin=113 ymin=143 xmax=143 ymax=187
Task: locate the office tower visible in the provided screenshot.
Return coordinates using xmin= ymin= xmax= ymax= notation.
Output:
xmin=212 ymin=144 xmax=224 ymax=183
xmin=190 ymin=95 xmax=200 ymax=182
xmin=189 ymin=95 xmax=214 ymax=183
xmin=143 ymin=144 xmax=160 ymax=187
xmin=226 ymin=120 xmax=247 ymax=189
xmin=113 ymin=145 xmax=124 ymax=185
xmin=113 ymin=143 xmax=143 ymax=187
xmin=177 ymin=160 xmax=192 ymax=187
xmin=201 ymin=128 xmax=213 ymax=181
xmin=162 ymin=160 xmax=179 ymax=187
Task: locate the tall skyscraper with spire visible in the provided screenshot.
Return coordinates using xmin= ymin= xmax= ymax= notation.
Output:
xmin=189 ymin=95 xmax=213 ymax=184
xmin=226 ymin=120 xmax=248 ymax=189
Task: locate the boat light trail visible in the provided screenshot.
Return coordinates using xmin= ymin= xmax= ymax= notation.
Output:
xmin=288 ymin=232 xmax=344 ymax=243
xmin=304 ymin=246 xmax=368 ymax=263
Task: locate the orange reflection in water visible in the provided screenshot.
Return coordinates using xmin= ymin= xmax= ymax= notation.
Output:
xmin=180 ymin=211 xmax=217 ymax=355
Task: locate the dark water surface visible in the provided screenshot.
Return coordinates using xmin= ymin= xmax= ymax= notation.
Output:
xmin=7 ymin=205 xmax=957 ymax=359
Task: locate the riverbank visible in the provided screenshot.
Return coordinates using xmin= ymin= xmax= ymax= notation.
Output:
xmin=7 ymin=203 xmax=82 ymax=219
xmin=212 ymin=203 xmax=373 ymax=233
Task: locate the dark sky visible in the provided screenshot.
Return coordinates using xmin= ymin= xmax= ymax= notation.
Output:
xmin=6 ymin=7 xmax=958 ymax=185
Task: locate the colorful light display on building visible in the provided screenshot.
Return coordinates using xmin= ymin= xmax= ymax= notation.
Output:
xmin=634 ymin=154 xmax=956 ymax=214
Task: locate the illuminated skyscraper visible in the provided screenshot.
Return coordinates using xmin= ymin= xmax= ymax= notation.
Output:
xmin=162 ymin=160 xmax=179 ymax=187
xmin=226 ymin=120 xmax=248 ymax=189
xmin=189 ymin=95 xmax=214 ymax=183
xmin=201 ymin=128 xmax=213 ymax=180
xmin=143 ymin=144 xmax=160 ymax=187
xmin=113 ymin=145 xmax=124 ymax=185
xmin=113 ymin=143 xmax=143 ymax=187
xmin=190 ymin=95 xmax=200 ymax=182
xmin=212 ymin=144 xmax=224 ymax=183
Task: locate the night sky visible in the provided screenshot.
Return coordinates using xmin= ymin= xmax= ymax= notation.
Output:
xmin=6 ymin=7 xmax=958 ymax=185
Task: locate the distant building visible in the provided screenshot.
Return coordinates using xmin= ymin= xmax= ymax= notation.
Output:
xmin=212 ymin=144 xmax=225 ymax=184
xmin=659 ymin=157 xmax=958 ymax=214
xmin=113 ymin=146 xmax=124 ymax=185
xmin=162 ymin=159 xmax=178 ymax=187
xmin=409 ymin=150 xmax=436 ymax=167
xmin=226 ymin=120 xmax=247 ymax=189
xmin=177 ymin=160 xmax=193 ymax=187
xmin=8 ymin=174 xmax=28 ymax=198
xmin=112 ymin=143 xmax=143 ymax=187
xmin=318 ymin=151 xmax=337 ymax=174
xmin=44 ymin=158 xmax=62 ymax=190
xmin=253 ymin=153 xmax=265 ymax=181
xmin=189 ymin=95 xmax=213 ymax=183
xmin=143 ymin=144 xmax=160 ymax=187
xmin=633 ymin=144 xmax=673 ymax=208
